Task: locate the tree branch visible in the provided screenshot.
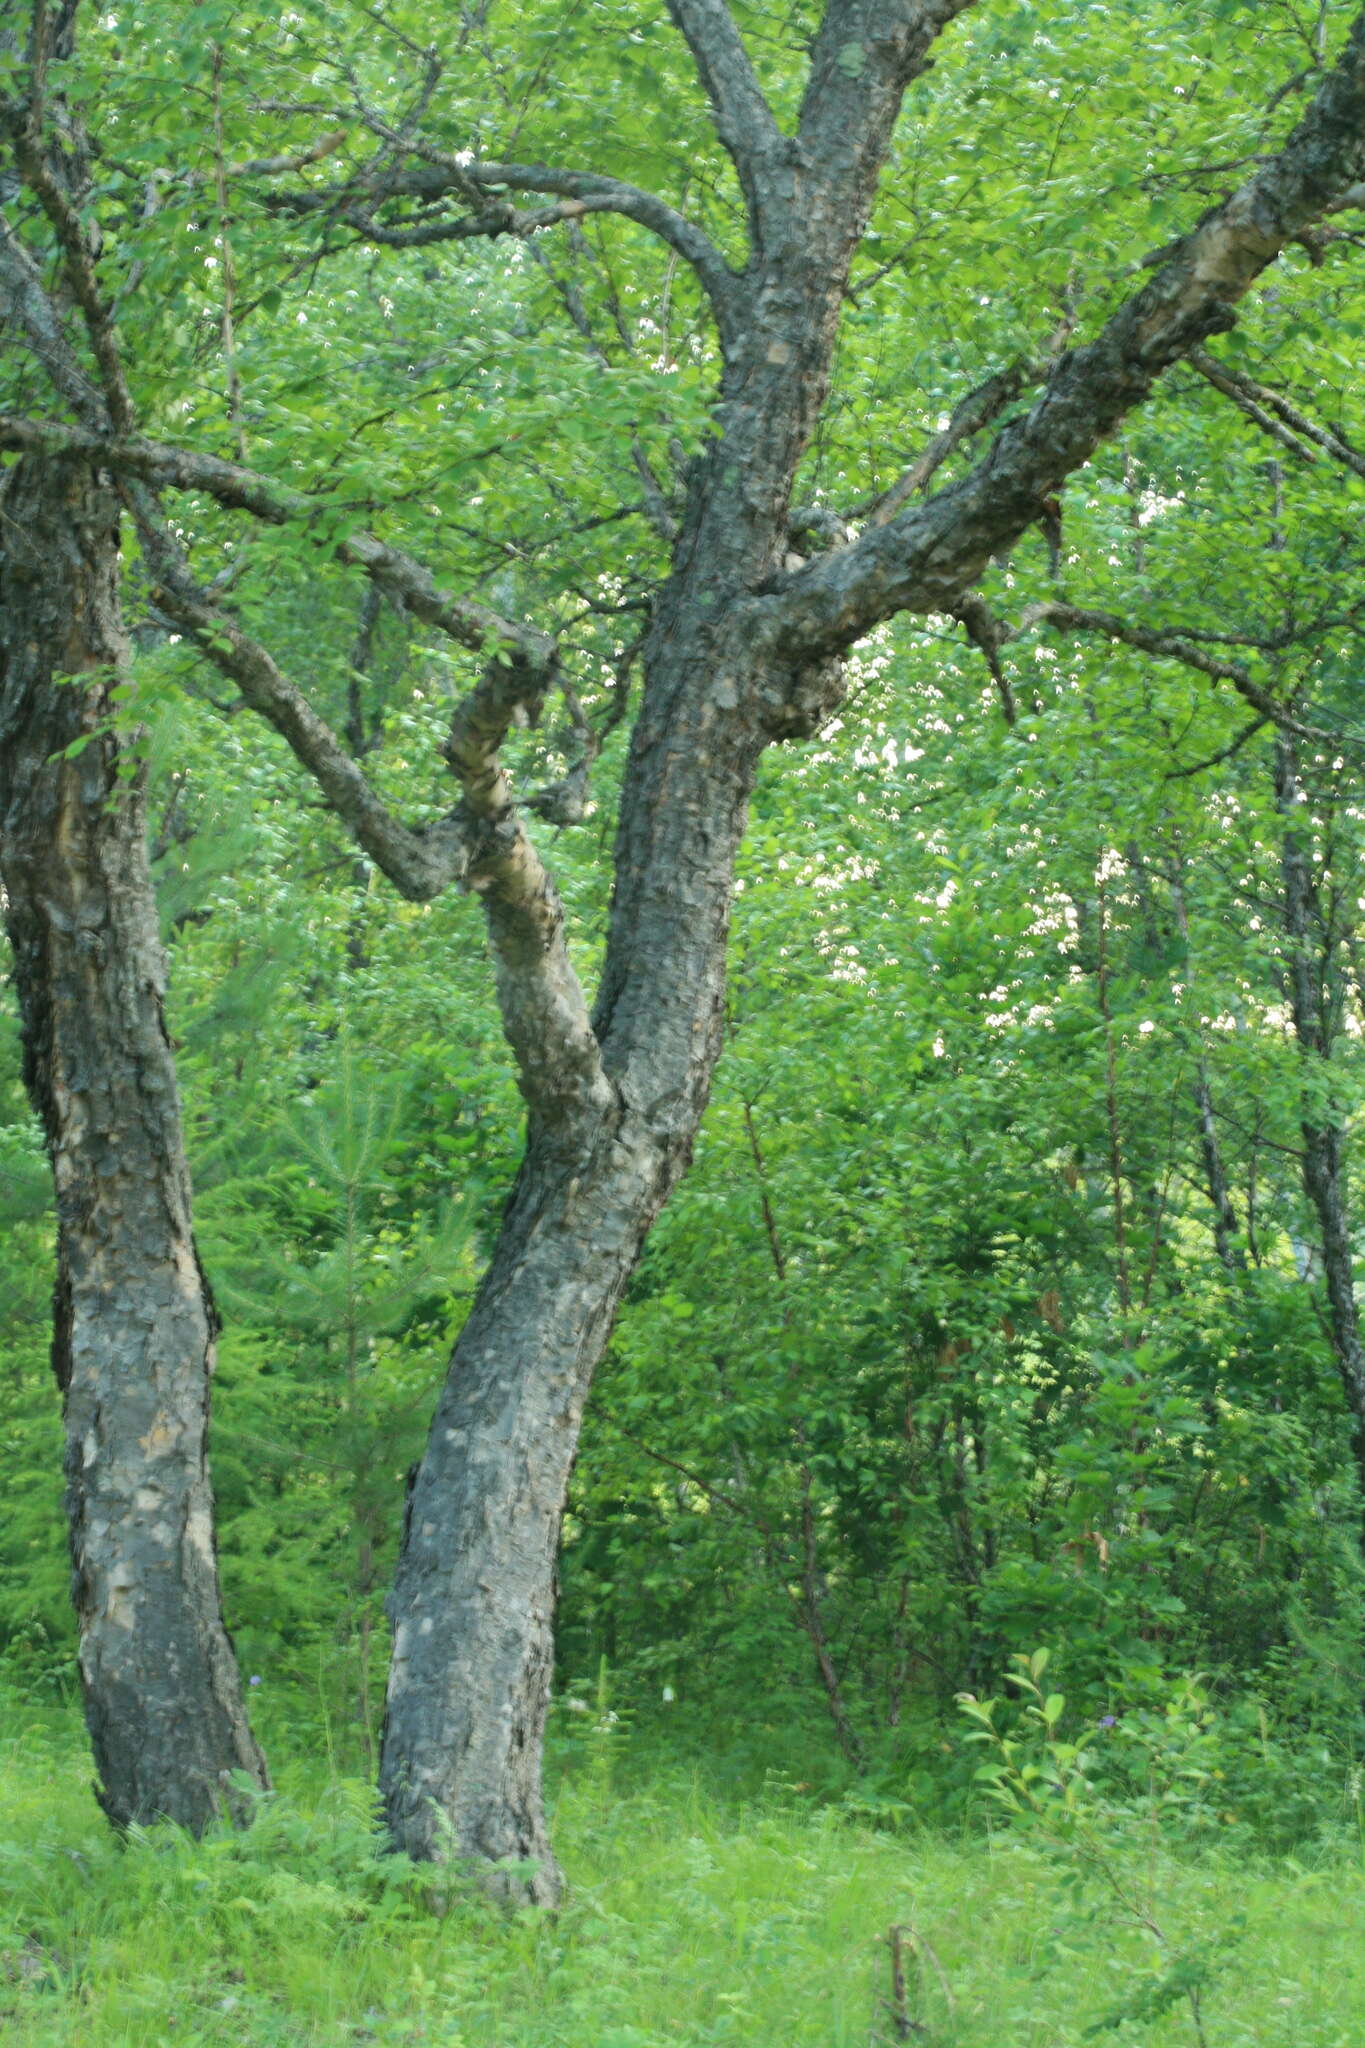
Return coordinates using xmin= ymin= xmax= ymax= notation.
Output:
xmin=229 ymin=130 xmax=350 ymax=179
xmin=136 ymin=524 xmax=608 ymax=1133
xmin=859 ymin=331 xmax=1070 ymax=524
xmin=0 ymin=412 xmax=559 ymax=667
xmin=0 ymin=379 xmax=610 ymax=1127
xmin=1017 ymin=600 xmax=1339 ymax=746
xmin=797 ymin=0 xmax=980 ymax=219
xmin=265 ymin=151 xmax=742 ymax=345
xmin=662 ymin=0 xmax=787 ymax=237
xmin=99 ymin=456 xmax=610 ymax=1133
xmin=134 ymin=515 xmax=474 ymax=903
xmin=756 ymin=10 xmax=1365 ymax=660
xmin=0 ymin=104 xmax=135 ymax=431
xmin=1190 ymin=345 xmax=1365 ymax=478
xmin=442 ymin=651 xmax=617 ymax=1134
xmin=1167 ymin=714 xmax=1269 ymax=780
xmin=0 ymin=214 xmax=105 ymax=424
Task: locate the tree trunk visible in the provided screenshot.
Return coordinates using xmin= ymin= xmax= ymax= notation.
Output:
xmin=0 ymin=457 xmax=267 ymax=1830
xmin=376 ymin=1 xmax=1365 ymax=1901
xmin=376 ymin=0 xmax=914 ymax=1893
xmin=1273 ymin=735 xmax=1365 ymax=1497
xmin=379 ymin=265 xmax=847 ymax=1894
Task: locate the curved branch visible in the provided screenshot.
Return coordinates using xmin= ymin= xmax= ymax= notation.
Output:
xmin=135 ymin=516 xmax=472 ymax=903
xmin=1190 ymin=346 xmax=1365 ymax=478
xmin=1016 ymin=601 xmax=1339 ymax=747
xmin=266 ymin=151 xmax=742 ymax=345
xmin=0 ymin=390 xmax=609 ymax=1122
xmin=443 ymin=654 xmax=617 ymax=1135
xmin=109 ymin=465 xmax=609 ymax=1133
xmin=134 ymin=511 xmax=607 ymax=1131
xmin=0 ymin=413 xmax=555 ymax=667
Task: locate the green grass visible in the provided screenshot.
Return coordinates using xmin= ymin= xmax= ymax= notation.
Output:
xmin=0 ymin=1699 xmax=1360 ymax=2046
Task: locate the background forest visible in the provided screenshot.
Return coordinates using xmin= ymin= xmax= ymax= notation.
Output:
xmin=3 ymin=0 xmax=1365 ymax=2040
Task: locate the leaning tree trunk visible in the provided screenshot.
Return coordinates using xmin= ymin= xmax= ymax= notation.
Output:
xmin=0 ymin=457 xmax=267 ymax=1830
xmin=379 ymin=668 xmax=769 ymax=1898
xmin=379 ymin=131 xmax=867 ymax=1897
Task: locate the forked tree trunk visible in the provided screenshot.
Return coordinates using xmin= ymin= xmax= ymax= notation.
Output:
xmin=379 ymin=187 xmax=853 ymax=1899
xmin=0 ymin=458 xmax=267 ymax=1829
xmin=355 ymin=2 xmax=1365 ymax=1904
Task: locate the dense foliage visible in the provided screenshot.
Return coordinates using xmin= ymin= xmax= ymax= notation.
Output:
xmin=6 ymin=488 xmax=1365 ymax=1814
xmin=2 ymin=0 xmax=1365 ymax=1760
xmin=3 ymin=0 xmax=1365 ymax=2027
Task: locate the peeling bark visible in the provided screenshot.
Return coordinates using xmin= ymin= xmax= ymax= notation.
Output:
xmin=0 ymin=458 xmax=267 ymax=1830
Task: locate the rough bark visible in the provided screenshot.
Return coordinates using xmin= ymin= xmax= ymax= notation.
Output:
xmin=0 ymin=457 xmax=267 ymax=1830
xmin=368 ymin=1 xmax=1365 ymax=1899
xmin=1274 ymin=736 xmax=1365 ymax=1495
xmin=7 ymin=0 xmax=1364 ymax=1902
xmin=374 ymin=0 xmax=967 ymax=1901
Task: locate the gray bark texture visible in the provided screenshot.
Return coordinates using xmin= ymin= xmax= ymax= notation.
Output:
xmin=0 ymin=457 xmax=268 ymax=1830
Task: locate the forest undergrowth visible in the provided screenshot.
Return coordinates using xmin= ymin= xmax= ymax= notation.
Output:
xmin=0 ymin=1671 xmax=1360 ymax=2048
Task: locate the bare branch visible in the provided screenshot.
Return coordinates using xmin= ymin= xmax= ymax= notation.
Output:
xmin=229 ymin=130 xmax=350 ymax=179
xmin=952 ymin=593 xmax=1015 ymax=725
xmin=442 ymin=654 xmax=617 ymax=1133
xmin=0 ymin=216 xmax=105 ymax=423
xmin=0 ymin=105 xmax=135 ymax=431
xmin=1167 ymin=714 xmax=1270 ymax=780
xmin=1018 ymin=601 xmax=1339 ymax=746
xmin=860 ymin=338 xmax=1067 ymax=525
xmin=0 ymin=412 xmax=557 ymax=668
xmin=134 ymin=513 xmax=472 ymax=903
xmin=75 ymin=443 xmax=613 ymax=1133
xmin=1190 ymin=346 xmax=1365 ymax=478
xmin=265 ymin=151 xmax=742 ymax=344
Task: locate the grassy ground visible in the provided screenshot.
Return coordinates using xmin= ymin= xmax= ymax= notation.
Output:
xmin=0 ymin=1696 xmax=1360 ymax=2046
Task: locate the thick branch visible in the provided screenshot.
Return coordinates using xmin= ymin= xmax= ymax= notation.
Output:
xmin=797 ymin=0 xmax=979 ymax=218
xmin=118 ymin=474 xmax=607 ymax=1131
xmin=662 ymin=0 xmax=787 ymax=235
xmin=759 ymin=11 xmax=1365 ymax=658
xmin=443 ymin=658 xmax=617 ymax=1134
